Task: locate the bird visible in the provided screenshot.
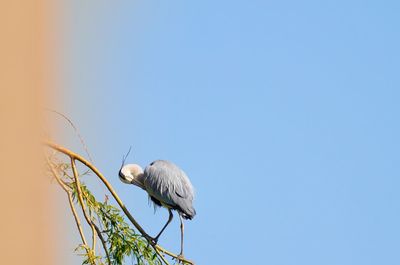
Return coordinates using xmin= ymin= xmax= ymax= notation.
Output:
xmin=119 ymin=160 xmax=196 ymax=257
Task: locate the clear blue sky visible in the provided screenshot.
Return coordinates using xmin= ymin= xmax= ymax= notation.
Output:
xmin=59 ymin=1 xmax=400 ymax=264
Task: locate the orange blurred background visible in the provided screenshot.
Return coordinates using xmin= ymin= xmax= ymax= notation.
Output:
xmin=0 ymin=1 xmax=56 ymax=264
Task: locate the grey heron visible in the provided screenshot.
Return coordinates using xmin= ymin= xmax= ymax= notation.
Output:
xmin=119 ymin=160 xmax=196 ymax=257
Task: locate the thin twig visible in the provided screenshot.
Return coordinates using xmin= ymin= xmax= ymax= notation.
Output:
xmin=46 ymin=109 xmax=94 ymax=162
xmin=94 ymin=223 xmax=111 ymax=264
xmin=71 ymin=158 xmax=98 ymax=259
xmin=83 ymin=192 xmax=112 ymax=264
xmin=45 ymin=155 xmax=89 ymax=250
xmin=45 ymin=141 xmax=195 ymax=265
xmin=155 ymin=246 xmax=194 ymax=265
xmin=153 ymin=246 xmax=171 ymax=265
xmin=67 ymin=192 xmax=90 ymax=251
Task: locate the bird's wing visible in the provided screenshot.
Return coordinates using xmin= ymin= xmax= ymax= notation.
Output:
xmin=144 ymin=160 xmax=196 ymax=218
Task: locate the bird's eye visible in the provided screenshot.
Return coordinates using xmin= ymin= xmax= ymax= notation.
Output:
xmin=150 ymin=162 xmax=155 ymax=166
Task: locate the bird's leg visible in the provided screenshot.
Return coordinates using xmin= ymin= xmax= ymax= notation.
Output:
xmin=178 ymin=214 xmax=185 ymax=257
xmin=153 ymin=209 xmax=173 ymax=244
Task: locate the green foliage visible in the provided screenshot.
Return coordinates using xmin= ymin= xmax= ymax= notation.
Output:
xmin=75 ymin=245 xmax=103 ymax=265
xmin=68 ymin=180 xmax=161 ymax=265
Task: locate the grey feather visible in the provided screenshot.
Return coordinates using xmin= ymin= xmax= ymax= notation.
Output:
xmin=144 ymin=160 xmax=196 ymax=219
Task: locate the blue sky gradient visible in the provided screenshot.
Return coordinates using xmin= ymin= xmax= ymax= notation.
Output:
xmin=59 ymin=1 xmax=400 ymax=264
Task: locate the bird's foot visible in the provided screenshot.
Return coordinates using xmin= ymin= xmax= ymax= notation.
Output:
xmin=144 ymin=235 xmax=158 ymax=246
xmin=151 ymin=237 xmax=158 ymax=245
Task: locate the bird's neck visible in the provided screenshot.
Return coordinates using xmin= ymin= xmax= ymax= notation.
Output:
xmin=131 ymin=172 xmax=145 ymax=190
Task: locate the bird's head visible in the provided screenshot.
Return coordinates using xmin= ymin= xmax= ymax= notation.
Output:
xmin=119 ymin=164 xmax=145 ymax=189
